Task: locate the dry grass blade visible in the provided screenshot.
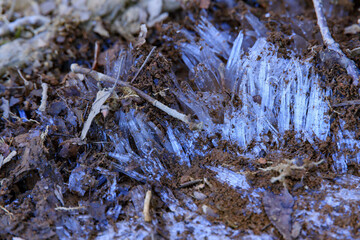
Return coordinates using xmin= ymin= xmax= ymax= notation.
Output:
xmin=55 ymin=206 xmax=86 ymax=211
xmin=0 ymin=205 xmax=14 ymax=219
xmin=80 ymin=89 xmax=112 ymax=140
xmin=0 ymin=150 xmax=17 ymax=169
xmin=130 ymin=46 xmax=156 ymax=83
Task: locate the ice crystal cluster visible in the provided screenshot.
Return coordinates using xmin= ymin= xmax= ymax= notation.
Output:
xmin=109 ymin=14 xmax=358 ymax=182
xmin=178 ymin=16 xmax=330 ymax=152
xmin=100 ymin=9 xmax=360 ymax=240
xmin=178 ymin=16 xmax=360 ymax=171
xmin=109 ymin=109 xmax=198 ymax=181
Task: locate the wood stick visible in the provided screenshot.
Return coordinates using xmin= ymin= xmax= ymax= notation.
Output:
xmin=143 ymin=190 xmax=152 ymax=222
xmin=312 ymin=0 xmax=360 ymax=85
xmin=71 ymin=64 xmax=203 ymax=130
xmin=332 ymin=99 xmax=360 ymax=107
xmin=39 ymin=83 xmax=48 ymax=112
xmin=179 ymin=179 xmax=203 ymax=188
xmin=92 ymin=41 xmax=101 ymax=70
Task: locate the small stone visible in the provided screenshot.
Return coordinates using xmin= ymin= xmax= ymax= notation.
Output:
xmin=202 ymin=205 xmax=218 ymax=218
xmin=291 ymin=222 xmax=302 ymax=238
xmin=258 ymin=157 xmax=267 ymax=164
xmin=193 ymin=191 xmax=207 ymax=200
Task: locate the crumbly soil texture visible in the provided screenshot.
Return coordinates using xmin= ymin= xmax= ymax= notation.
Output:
xmin=0 ymin=1 xmax=360 ymax=239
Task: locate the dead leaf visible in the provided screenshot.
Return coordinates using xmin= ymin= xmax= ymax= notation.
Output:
xmin=54 ymin=185 xmax=65 ymax=206
xmin=81 ymin=88 xmax=112 ymax=140
xmin=193 ymin=191 xmax=207 ymax=200
xmin=1 ymin=97 xmax=10 ymax=119
xmin=263 ymin=188 xmax=294 ymax=240
xmin=93 ymin=19 xmax=110 ymax=37
xmin=135 ymin=24 xmax=147 ymax=47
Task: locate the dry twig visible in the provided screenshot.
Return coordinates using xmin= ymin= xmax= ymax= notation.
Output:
xmin=55 ymin=206 xmax=86 ymax=211
xmin=312 ymin=0 xmax=360 ymax=85
xmin=92 ymin=41 xmax=101 ymax=70
xmin=179 ymin=179 xmax=203 ymax=188
xmin=130 ymin=46 xmax=156 ymax=83
xmin=71 ymin=64 xmax=202 ymax=130
xmin=17 ymin=69 xmax=30 ymax=87
xmin=143 ymin=190 xmax=152 ymax=222
xmin=332 ymin=99 xmax=360 ymax=107
xmin=39 ymin=83 xmax=48 ymax=112
xmin=0 ymin=205 xmax=14 ymax=219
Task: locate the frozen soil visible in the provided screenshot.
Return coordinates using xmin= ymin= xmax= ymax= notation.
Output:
xmin=0 ymin=1 xmax=360 ymax=239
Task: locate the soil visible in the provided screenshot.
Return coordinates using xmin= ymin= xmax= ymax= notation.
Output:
xmin=0 ymin=0 xmax=360 ymax=239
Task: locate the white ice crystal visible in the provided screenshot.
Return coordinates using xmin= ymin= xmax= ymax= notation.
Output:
xmin=332 ymin=120 xmax=360 ymax=172
xmin=179 ymin=17 xmax=330 ymax=152
xmin=178 ymin=16 xmax=360 ymax=172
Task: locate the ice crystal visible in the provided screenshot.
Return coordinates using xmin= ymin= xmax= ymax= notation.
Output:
xmin=177 ymin=16 xmax=360 ymax=172
xmin=95 ymin=11 xmax=360 ymax=240
xmin=178 ymin=17 xmax=330 ymax=153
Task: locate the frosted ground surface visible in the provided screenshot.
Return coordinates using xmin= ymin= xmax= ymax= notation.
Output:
xmin=95 ymin=174 xmax=360 ymax=239
xmin=87 ymin=14 xmax=360 ymax=239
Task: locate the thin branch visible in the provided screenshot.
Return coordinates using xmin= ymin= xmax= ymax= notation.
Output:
xmin=332 ymin=99 xmax=360 ymax=107
xmin=179 ymin=179 xmax=203 ymax=188
xmin=71 ymin=64 xmax=203 ymax=130
xmin=312 ymin=0 xmax=360 ymax=85
xmin=17 ymin=69 xmax=30 ymax=87
xmin=55 ymin=206 xmax=86 ymax=211
xmin=92 ymin=41 xmax=101 ymax=70
xmin=130 ymin=46 xmax=156 ymax=83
